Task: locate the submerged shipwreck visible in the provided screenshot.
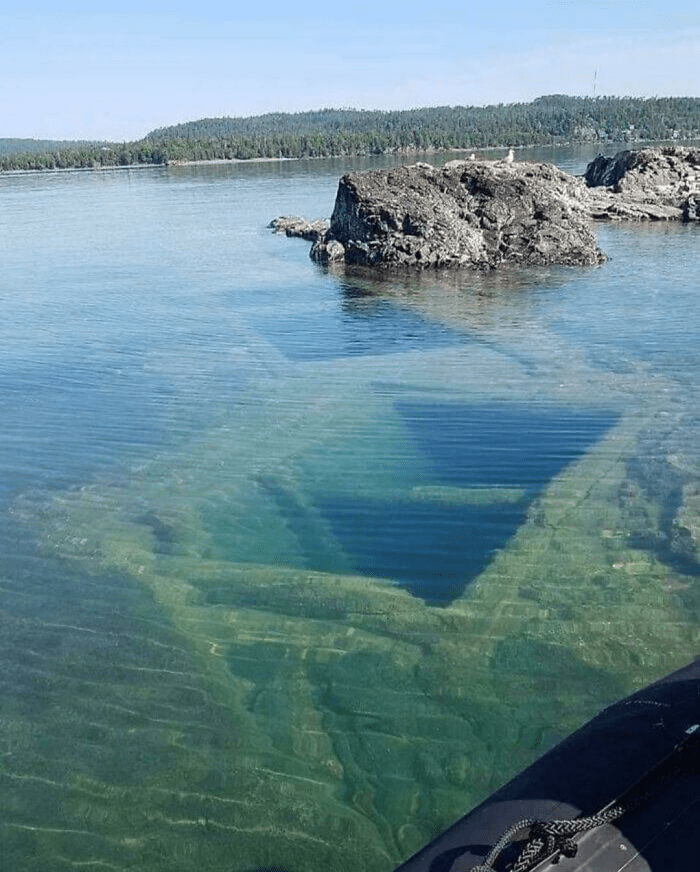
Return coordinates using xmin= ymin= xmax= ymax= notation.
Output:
xmin=272 ymin=146 xmax=700 ymax=270
xmin=268 ymin=147 xmax=700 ymax=872
xmin=6 ymin=141 xmax=700 ymax=872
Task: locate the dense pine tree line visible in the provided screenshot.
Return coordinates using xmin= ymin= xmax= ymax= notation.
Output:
xmin=0 ymin=142 xmax=167 ymax=171
xmin=2 ymin=95 xmax=699 ymax=172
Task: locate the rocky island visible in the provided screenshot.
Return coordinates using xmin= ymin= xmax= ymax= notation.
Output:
xmin=272 ymin=146 xmax=700 ymax=270
xmin=584 ymin=145 xmax=700 ymax=221
xmin=311 ymin=158 xmax=603 ymax=270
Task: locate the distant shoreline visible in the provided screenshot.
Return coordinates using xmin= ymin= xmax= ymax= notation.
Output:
xmin=0 ymin=147 xmax=485 ymax=175
xmin=166 ymin=155 xmax=297 ymax=166
xmin=2 ymin=139 xmax=698 ymax=177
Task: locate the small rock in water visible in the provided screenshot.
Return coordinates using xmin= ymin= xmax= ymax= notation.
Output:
xmin=269 ymin=215 xmax=329 ymax=242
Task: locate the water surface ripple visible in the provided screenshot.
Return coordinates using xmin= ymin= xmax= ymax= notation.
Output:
xmin=1 ymin=147 xmax=699 ymax=872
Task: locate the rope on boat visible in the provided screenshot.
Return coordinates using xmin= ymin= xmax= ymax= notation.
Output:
xmin=468 ymin=722 xmax=700 ymax=872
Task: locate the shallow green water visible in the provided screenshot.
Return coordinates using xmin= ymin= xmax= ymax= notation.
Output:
xmin=1 ymin=148 xmax=699 ymax=871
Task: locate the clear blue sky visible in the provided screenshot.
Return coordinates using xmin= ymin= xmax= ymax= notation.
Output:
xmin=2 ymin=0 xmax=699 ymax=141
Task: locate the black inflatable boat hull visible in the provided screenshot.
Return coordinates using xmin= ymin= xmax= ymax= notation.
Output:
xmin=393 ymin=658 xmax=700 ymax=872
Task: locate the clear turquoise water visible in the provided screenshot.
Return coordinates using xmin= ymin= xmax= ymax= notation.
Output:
xmin=1 ymin=147 xmax=699 ymax=872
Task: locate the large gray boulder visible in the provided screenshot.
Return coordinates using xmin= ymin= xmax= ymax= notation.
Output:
xmin=309 ymin=159 xmax=604 ymax=270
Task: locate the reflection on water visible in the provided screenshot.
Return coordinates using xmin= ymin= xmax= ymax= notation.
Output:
xmin=1 ymin=150 xmax=700 ymax=872
xmin=250 ymin=298 xmax=461 ymax=361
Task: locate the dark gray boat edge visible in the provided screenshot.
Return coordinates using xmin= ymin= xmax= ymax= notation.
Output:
xmin=393 ymin=658 xmax=700 ymax=872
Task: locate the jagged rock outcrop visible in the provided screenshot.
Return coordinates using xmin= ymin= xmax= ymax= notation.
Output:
xmin=583 ymin=146 xmax=700 ymax=221
xmin=308 ymin=159 xmax=604 ymax=270
xmin=270 ymin=147 xmax=699 ymax=272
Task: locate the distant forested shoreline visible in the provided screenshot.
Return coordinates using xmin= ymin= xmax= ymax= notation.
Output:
xmin=2 ymin=95 xmax=700 ymax=172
